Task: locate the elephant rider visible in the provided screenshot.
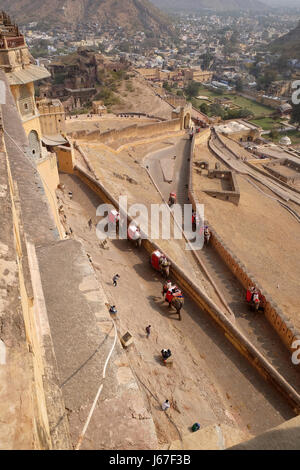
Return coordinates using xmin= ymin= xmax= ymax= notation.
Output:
xmin=250 ymin=286 xmax=259 ymax=302
xmin=159 ymin=255 xmax=169 ymax=270
xmin=128 ymin=223 xmax=141 ymax=240
xmin=252 ymin=292 xmax=260 ymax=304
xmin=163 ymin=281 xmax=173 ymax=295
xmin=204 ymin=227 xmax=211 ymax=242
xmin=109 ymin=210 xmax=120 ymax=226
xmin=161 ymin=349 xmax=172 ymax=360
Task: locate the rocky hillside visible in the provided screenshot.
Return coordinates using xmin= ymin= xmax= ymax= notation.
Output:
xmin=270 ymin=21 xmax=300 ymax=60
xmin=0 ymin=0 xmax=173 ymax=35
xmin=150 ymin=0 xmax=267 ymax=12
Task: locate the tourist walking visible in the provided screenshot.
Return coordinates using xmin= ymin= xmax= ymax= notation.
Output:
xmin=162 ymin=400 xmax=170 ymax=411
xmin=109 ymin=305 xmax=117 ymax=315
xmin=145 ymin=325 xmax=151 ymax=338
xmin=113 ymin=274 xmax=120 ymax=287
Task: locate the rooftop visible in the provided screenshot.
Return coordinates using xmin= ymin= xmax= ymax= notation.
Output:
xmin=5 ymin=64 xmax=51 ymax=85
xmin=215 ymin=120 xmax=258 ymax=134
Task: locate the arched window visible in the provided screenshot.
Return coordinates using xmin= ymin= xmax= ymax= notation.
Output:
xmin=19 ymin=85 xmax=33 ymax=116
xmin=28 ymin=130 xmax=41 ymax=159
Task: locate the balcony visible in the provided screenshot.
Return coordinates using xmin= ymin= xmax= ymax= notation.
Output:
xmin=0 ymin=36 xmax=25 ymax=49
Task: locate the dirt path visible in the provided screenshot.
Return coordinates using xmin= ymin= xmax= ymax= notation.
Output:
xmin=57 ymin=173 xmax=294 ymax=448
xmin=113 ymin=76 xmax=173 ymax=120
xmin=146 ymin=137 xmax=300 ymax=392
xmin=81 ymin=137 xmax=218 ymax=304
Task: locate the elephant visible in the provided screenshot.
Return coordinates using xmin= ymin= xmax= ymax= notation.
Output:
xmin=204 ymin=229 xmax=211 ymax=245
xmin=169 ymin=297 xmax=184 ymax=321
xmin=169 ymin=196 xmax=176 ymax=206
xmin=135 ymin=237 xmax=142 ymax=248
xmin=128 ymin=224 xmax=142 ymax=248
xmin=250 ymin=293 xmax=260 ymax=312
xmin=160 ymin=263 xmax=170 ymax=278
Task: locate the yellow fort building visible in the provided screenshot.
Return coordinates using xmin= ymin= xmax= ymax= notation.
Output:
xmin=0 ymin=11 xmax=67 ymax=237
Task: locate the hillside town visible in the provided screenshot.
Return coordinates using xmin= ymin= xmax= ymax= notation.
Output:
xmin=20 ymin=7 xmax=300 ymax=149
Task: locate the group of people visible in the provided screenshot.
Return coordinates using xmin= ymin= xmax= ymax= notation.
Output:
xmin=161 ymin=348 xmax=172 ymax=361
xmin=109 ymin=273 xmax=200 ymax=429
xmin=109 ymin=275 xmax=121 ymax=314
xmin=109 ymin=274 xmax=173 ymax=412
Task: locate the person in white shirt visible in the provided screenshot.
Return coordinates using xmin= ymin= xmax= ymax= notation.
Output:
xmin=162 ymin=400 xmax=170 ymax=411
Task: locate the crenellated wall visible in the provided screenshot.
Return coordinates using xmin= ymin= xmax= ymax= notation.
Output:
xmin=69 ymin=118 xmax=181 ymax=144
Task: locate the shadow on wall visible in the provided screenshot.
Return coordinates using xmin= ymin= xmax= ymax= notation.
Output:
xmin=229 ymin=424 xmax=300 ymax=450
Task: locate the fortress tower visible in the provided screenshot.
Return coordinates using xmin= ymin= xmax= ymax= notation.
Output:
xmin=0 ymin=11 xmax=50 ymax=157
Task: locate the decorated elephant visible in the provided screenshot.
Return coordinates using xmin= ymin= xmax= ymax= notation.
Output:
xmin=169 ymin=296 xmax=184 ymax=321
xmin=165 ymin=287 xmax=184 ymax=321
xmin=151 ymin=250 xmax=171 ymax=278
xmin=128 ymin=224 xmax=142 ymax=248
xmin=246 ymin=288 xmax=262 ymax=312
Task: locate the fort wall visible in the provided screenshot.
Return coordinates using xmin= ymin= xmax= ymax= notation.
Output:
xmin=36 ymin=153 xmax=65 ymax=239
xmin=69 ymin=118 xmax=181 ymax=144
xmin=1 ymin=76 xmax=71 ymax=449
xmin=55 ymin=144 xmax=75 ymax=174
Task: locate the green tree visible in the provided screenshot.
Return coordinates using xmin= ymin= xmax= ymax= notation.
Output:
xmin=119 ymin=42 xmax=130 ymax=53
xmin=163 ymin=81 xmax=172 ymax=92
xmin=210 ymin=104 xmax=226 ymax=119
xmin=235 ymin=78 xmax=244 ymax=92
xmin=200 ymin=102 xmax=209 ymax=115
xmin=184 ymin=81 xmax=200 ymax=98
xmin=257 ymin=69 xmax=278 ymax=91
xmin=201 ymin=52 xmax=213 ymax=70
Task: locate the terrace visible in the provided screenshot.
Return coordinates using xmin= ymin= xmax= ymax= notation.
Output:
xmin=0 ymin=35 xmax=25 ymax=49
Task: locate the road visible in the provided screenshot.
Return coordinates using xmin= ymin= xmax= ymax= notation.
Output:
xmin=57 ymin=171 xmax=295 ymax=448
